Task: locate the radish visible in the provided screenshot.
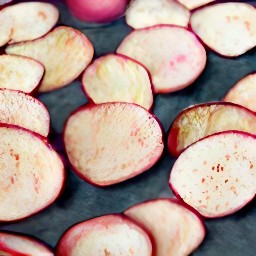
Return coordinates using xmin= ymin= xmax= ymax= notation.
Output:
xmin=56 ymin=214 xmax=152 ymax=256
xmin=6 ymin=26 xmax=94 ymax=92
xmin=117 ymin=25 xmax=206 ymax=94
xmin=82 ymin=54 xmax=153 ymax=110
xmin=64 ymin=102 xmax=164 ymax=186
xmin=177 ymin=0 xmax=215 ymax=10
xmin=125 ymin=198 xmax=205 ymax=256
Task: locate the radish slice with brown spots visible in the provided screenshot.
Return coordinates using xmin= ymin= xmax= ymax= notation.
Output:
xmin=0 ymin=124 xmax=64 ymax=221
xmin=117 ymin=25 xmax=206 ymax=93
xmin=170 ymin=131 xmax=256 ymax=218
xmin=168 ymin=102 xmax=256 ymax=157
xmin=125 ymin=0 xmax=190 ymax=29
xmin=190 ymin=2 xmax=256 ymax=57
xmin=124 ymin=198 xmax=205 ymax=256
xmin=64 ymin=102 xmax=164 ymax=186
xmin=177 ymin=0 xmax=215 ymax=10
xmin=56 ymin=214 xmax=152 ymax=256
xmin=82 ymin=54 xmax=153 ymax=110
xmin=6 ymin=26 xmax=94 ymax=92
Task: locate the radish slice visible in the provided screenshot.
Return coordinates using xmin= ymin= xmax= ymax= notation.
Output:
xmin=125 ymin=0 xmax=190 ymax=29
xmin=6 ymin=26 xmax=94 ymax=92
xmin=0 ymin=2 xmax=59 ymax=46
xmin=0 ymin=124 xmax=64 ymax=221
xmin=117 ymin=25 xmax=206 ymax=93
xmin=56 ymin=214 xmax=152 ymax=256
xmin=64 ymin=102 xmax=164 ymax=186
xmin=170 ymin=131 xmax=256 ymax=218
xmin=82 ymin=54 xmax=153 ymax=110
xmin=0 ymin=231 xmax=53 ymax=255
xmin=177 ymin=0 xmax=215 ymax=10
xmin=124 ymin=198 xmax=205 ymax=256
xmin=0 ymin=89 xmax=50 ymax=137
xmin=168 ymin=102 xmax=256 ymax=157
xmin=190 ymin=2 xmax=256 ymax=57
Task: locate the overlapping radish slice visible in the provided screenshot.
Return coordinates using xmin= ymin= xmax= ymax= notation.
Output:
xmin=125 ymin=0 xmax=190 ymax=29
xmin=82 ymin=54 xmax=153 ymax=110
xmin=6 ymin=26 xmax=94 ymax=92
xmin=0 ymin=231 xmax=53 ymax=255
xmin=117 ymin=25 xmax=206 ymax=93
xmin=177 ymin=0 xmax=215 ymax=10
xmin=168 ymin=102 xmax=256 ymax=157
xmin=64 ymin=102 xmax=163 ymax=186
xmin=0 ymin=2 xmax=58 ymax=46
xmin=56 ymin=214 xmax=152 ymax=256
xmin=0 ymin=125 xmax=64 ymax=221
xmin=190 ymin=2 xmax=256 ymax=57
xmin=124 ymin=198 xmax=205 ymax=256
xmin=170 ymin=131 xmax=256 ymax=218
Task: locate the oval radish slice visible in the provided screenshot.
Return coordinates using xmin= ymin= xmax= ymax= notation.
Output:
xmin=177 ymin=0 xmax=215 ymax=10
xmin=126 ymin=0 xmax=190 ymax=29
xmin=56 ymin=214 xmax=152 ymax=256
xmin=0 ymin=125 xmax=64 ymax=221
xmin=168 ymin=102 xmax=256 ymax=157
xmin=6 ymin=26 xmax=94 ymax=92
xmin=124 ymin=199 xmax=205 ymax=256
xmin=170 ymin=131 xmax=256 ymax=218
xmin=117 ymin=25 xmax=206 ymax=94
xmin=64 ymin=102 xmax=164 ymax=186
xmin=82 ymin=54 xmax=153 ymax=110
xmin=190 ymin=2 xmax=256 ymax=57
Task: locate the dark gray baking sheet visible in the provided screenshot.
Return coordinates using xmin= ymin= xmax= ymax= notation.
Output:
xmin=1 ymin=0 xmax=256 ymax=255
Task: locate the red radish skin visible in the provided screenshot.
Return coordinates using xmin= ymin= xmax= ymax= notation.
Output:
xmin=177 ymin=0 xmax=215 ymax=10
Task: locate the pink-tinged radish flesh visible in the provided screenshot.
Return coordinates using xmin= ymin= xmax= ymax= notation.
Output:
xmin=117 ymin=25 xmax=206 ymax=93
xmin=0 ymin=125 xmax=64 ymax=221
xmin=64 ymin=102 xmax=163 ymax=186
xmin=190 ymin=3 xmax=256 ymax=57
xmin=177 ymin=0 xmax=215 ymax=10
xmin=56 ymin=214 xmax=152 ymax=256
xmin=82 ymin=54 xmax=153 ymax=110
xmin=170 ymin=131 xmax=256 ymax=218
xmin=126 ymin=0 xmax=190 ymax=29
xmin=125 ymin=199 xmax=205 ymax=256
xmin=6 ymin=26 xmax=94 ymax=92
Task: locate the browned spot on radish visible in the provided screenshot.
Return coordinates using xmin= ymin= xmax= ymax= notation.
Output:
xmin=210 ymin=176 xmax=213 ymax=180
xmin=15 ymin=161 xmax=20 ymax=169
xmin=215 ymin=205 xmax=220 ymax=211
xmin=225 ymin=179 xmax=229 ymax=183
xmin=10 ymin=176 xmax=14 ymax=184
xmin=201 ymin=178 xmax=205 ymax=183
xmin=206 ymin=196 xmax=210 ymax=200
xmin=250 ymin=161 xmax=254 ymax=169
xmin=225 ymin=154 xmax=231 ymax=160
xmin=216 ymin=186 xmax=219 ymax=190
xmin=244 ymin=21 xmax=251 ymax=31
xmin=38 ymin=11 xmax=47 ymax=20
xmin=212 ymin=166 xmax=215 ymax=170
xmin=104 ymin=249 xmax=111 ymax=256
xmin=14 ymin=154 xmax=19 ymax=161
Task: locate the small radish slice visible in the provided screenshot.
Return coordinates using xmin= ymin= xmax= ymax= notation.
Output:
xmin=0 ymin=89 xmax=50 ymax=137
xmin=168 ymin=102 xmax=256 ymax=157
xmin=117 ymin=25 xmax=206 ymax=94
xmin=82 ymin=54 xmax=153 ymax=110
xmin=0 ymin=124 xmax=64 ymax=221
xmin=64 ymin=102 xmax=163 ymax=186
xmin=0 ymin=54 xmax=44 ymax=93
xmin=124 ymin=198 xmax=205 ymax=256
xmin=190 ymin=2 xmax=256 ymax=57
xmin=6 ymin=26 xmax=94 ymax=92
xmin=177 ymin=0 xmax=215 ymax=10
xmin=126 ymin=0 xmax=190 ymax=29
xmin=170 ymin=131 xmax=256 ymax=218
xmin=56 ymin=214 xmax=152 ymax=256
xmin=0 ymin=231 xmax=53 ymax=255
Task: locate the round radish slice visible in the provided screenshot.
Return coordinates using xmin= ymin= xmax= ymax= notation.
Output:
xmin=56 ymin=214 xmax=152 ymax=256
xmin=170 ymin=131 xmax=256 ymax=218
xmin=117 ymin=25 xmax=206 ymax=94
xmin=0 ymin=125 xmax=64 ymax=221
xmin=125 ymin=198 xmax=205 ymax=256
xmin=126 ymin=0 xmax=190 ymax=29
xmin=82 ymin=54 xmax=153 ymax=110
xmin=177 ymin=0 xmax=215 ymax=10
xmin=64 ymin=102 xmax=164 ymax=186
xmin=190 ymin=2 xmax=256 ymax=57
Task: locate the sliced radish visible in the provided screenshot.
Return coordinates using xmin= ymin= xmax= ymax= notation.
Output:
xmin=125 ymin=0 xmax=190 ymax=29
xmin=6 ymin=26 xmax=94 ymax=92
xmin=0 ymin=2 xmax=58 ymax=46
xmin=56 ymin=214 xmax=152 ymax=256
xmin=177 ymin=0 xmax=215 ymax=10
xmin=117 ymin=25 xmax=206 ymax=93
xmin=124 ymin=198 xmax=205 ymax=256
xmin=0 ymin=124 xmax=64 ymax=221
xmin=0 ymin=231 xmax=53 ymax=255
xmin=64 ymin=102 xmax=163 ymax=186
xmin=190 ymin=2 xmax=256 ymax=57
xmin=82 ymin=54 xmax=153 ymax=110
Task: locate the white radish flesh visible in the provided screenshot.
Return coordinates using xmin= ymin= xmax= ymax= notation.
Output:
xmin=177 ymin=0 xmax=215 ymax=10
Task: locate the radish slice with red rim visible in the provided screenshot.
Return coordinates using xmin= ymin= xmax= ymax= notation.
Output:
xmin=177 ymin=0 xmax=215 ymax=10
